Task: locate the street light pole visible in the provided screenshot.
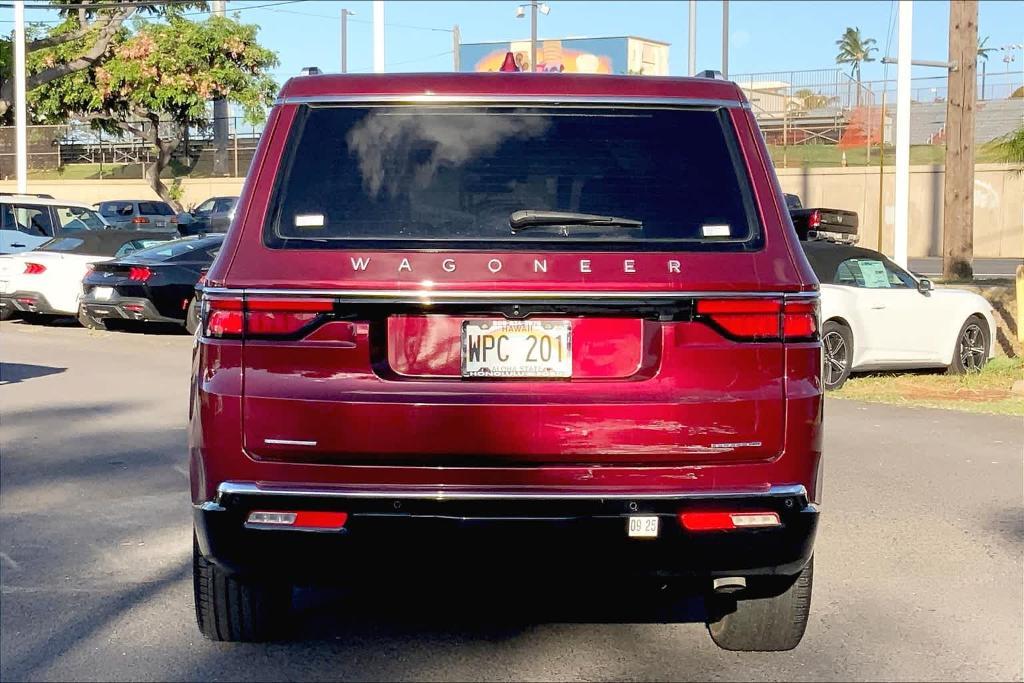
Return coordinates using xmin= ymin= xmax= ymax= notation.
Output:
xmin=688 ymin=0 xmax=697 ymax=76
xmin=340 ymin=8 xmax=354 ymax=73
xmin=722 ymin=0 xmax=729 ymax=79
xmin=893 ymin=0 xmax=913 ymax=269
xmin=373 ymin=0 xmax=385 ymax=73
xmin=13 ymin=0 xmax=27 ymax=193
xmin=211 ymin=0 xmax=229 ymax=178
xmin=531 ymin=1 xmax=538 ymax=73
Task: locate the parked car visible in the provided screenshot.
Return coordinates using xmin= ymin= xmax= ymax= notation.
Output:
xmin=784 ymin=193 xmax=858 ymax=242
xmin=180 ymin=196 xmax=238 ymax=235
xmin=79 ymin=234 xmax=223 ymax=332
xmin=95 ymin=199 xmax=180 ymax=233
xmin=803 ymin=240 xmax=996 ymax=390
xmin=1 ymin=193 xmax=110 ymax=254
xmin=0 ymin=231 xmax=170 ymax=322
xmin=189 ymin=72 xmax=822 ymax=651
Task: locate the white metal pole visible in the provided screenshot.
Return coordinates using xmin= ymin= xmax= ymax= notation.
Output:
xmin=893 ymin=0 xmax=913 ymax=268
xmin=373 ymin=0 xmax=385 ymax=73
xmin=688 ymin=0 xmax=697 ymax=76
xmin=14 ymin=0 xmax=28 ymax=193
xmin=722 ymin=0 xmax=729 ymax=79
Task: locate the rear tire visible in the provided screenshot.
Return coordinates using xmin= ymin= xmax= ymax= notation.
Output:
xmin=947 ymin=315 xmax=989 ymax=374
xmin=185 ymin=297 xmax=200 ymax=335
xmin=707 ymin=559 xmax=813 ymax=652
xmin=0 ymin=308 xmax=14 ymax=321
xmin=821 ymin=321 xmax=853 ymax=391
xmin=193 ymin=536 xmax=290 ymax=642
xmin=77 ymin=306 xmax=107 ymax=331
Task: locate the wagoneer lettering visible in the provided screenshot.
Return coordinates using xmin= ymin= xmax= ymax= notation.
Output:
xmin=190 ymin=72 xmax=822 ymax=652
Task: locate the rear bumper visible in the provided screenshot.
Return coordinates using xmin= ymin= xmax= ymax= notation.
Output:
xmin=0 ymin=291 xmax=65 ymax=316
xmin=194 ymin=482 xmax=818 ymax=581
xmin=81 ymin=295 xmax=182 ymax=324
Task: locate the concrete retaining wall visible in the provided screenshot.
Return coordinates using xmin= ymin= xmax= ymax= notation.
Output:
xmin=776 ymin=163 xmax=1023 ymax=258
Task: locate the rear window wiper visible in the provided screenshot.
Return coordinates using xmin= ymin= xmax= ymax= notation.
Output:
xmin=509 ymin=210 xmax=643 ymax=234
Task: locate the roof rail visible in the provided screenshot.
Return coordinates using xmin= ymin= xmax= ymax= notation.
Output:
xmin=0 ymin=192 xmax=55 ymax=199
xmin=299 ymin=66 xmax=322 ymax=76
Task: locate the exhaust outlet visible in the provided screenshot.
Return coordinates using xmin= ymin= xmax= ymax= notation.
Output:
xmin=712 ymin=577 xmax=747 ymax=594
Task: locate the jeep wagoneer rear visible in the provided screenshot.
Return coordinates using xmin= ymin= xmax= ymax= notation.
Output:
xmin=190 ymin=73 xmax=822 ymax=650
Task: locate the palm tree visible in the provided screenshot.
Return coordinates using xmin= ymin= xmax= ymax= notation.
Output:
xmin=835 ymin=27 xmax=878 ymax=106
xmin=977 ymin=36 xmax=995 ymax=100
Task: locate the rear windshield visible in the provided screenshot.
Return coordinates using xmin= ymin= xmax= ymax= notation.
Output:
xmin=99 ymin=202 xmax=134 ymax=217
xmin=138 ymin=202 xmax=175 ymax=216
xmin=265 ymin=105 xmax=761 ymax=251
xmin=124 ymin=236 xmax=222 ymax=262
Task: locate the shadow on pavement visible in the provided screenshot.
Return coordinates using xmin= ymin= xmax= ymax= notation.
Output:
xmin=0 ymin=362 xmax=65 ymax=385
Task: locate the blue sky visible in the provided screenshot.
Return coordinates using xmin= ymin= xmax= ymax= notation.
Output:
xmin=11 ymin=0 xmax=1024 ymax=84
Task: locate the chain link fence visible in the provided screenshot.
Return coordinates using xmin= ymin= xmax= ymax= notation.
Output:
xmin=0 ymin=116 xmax=263 ymax=180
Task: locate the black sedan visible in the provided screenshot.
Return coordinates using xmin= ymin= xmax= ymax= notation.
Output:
xmin=79 ymin=234 xmax=223 ymax=333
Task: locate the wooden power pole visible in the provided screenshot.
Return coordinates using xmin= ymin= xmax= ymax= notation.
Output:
xmin=942 ymin=0 xmax=978 ymax=280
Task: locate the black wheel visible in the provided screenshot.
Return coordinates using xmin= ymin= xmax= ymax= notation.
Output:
xmin=193 ymin=536 xmax=290 ymax=642
xmin=707 ymin=558 xmax=813 ymax=652
xmin=77 ymin=306 xmax=107 ymax=331
xmin=947 ymin=315 xmax=989 ymax=374
xmin=0 ymin=307 xmax=14 ymax=321
xmin=185 ymin=297 xmax=200 ymax=335
xmin=821 ymin=320 xmax=853 ymax=391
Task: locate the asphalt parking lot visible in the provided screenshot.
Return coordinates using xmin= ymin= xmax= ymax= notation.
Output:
xmin=1 ymin=320 xmax=1022 ymax=682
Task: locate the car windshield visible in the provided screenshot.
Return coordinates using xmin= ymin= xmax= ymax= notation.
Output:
xmin=265 ymin=104 xmax=761 ymax=251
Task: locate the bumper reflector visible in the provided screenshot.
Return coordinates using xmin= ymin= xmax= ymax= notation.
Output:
xmin=678 ymin=511 xmax=781 ymax=531
xmin=246 ymin=510 xmax=349 ymax=530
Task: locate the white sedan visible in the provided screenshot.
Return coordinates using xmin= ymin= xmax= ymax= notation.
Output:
xmin=0 ymin=231 xmax=168 ymax=321
xmin=802 ymin=242 xmax=997 ymax=390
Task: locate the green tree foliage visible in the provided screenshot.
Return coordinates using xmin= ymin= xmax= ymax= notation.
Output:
xmin=835 ymin=27 xmax=877 ymax=106
xmin=0 ymin=0 xmax=202 ymax=120
xmin=28 ymin=14 xmax=278 ymax=207
xmin=993 ymin=127 xmax=1024 ymax=168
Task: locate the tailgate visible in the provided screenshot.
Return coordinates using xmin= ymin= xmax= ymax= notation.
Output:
xmin=235 ymin=292 xmax=796 ymax=467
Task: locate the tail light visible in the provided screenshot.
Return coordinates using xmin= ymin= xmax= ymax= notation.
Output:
xmin=808 ymin=210 xmax=821 ymax=230
xmin=679 ymin=510 xmax=781 ymax=531
xmin=696 ymin=298 xmax=818 ymax=342
xmin=131 ymin=216 xmax=150 ymax=224
xmin=23 ymin=262 xmax=46 ymax=275
xmin=203 ymin=297 xmax=334 ymax=339
xmin=128 ymin=266 xmax=152 ymax=282
xmin=170 ymin=216 xmax=179 ymax=224
xmin=246 ymin=510 xmax=348 ymax=531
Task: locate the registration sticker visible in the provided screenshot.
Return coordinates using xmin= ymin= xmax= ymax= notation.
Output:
xmin=628 ymin=516 xmax=660 ymax=538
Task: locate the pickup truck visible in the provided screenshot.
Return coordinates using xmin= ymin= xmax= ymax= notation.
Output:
xmin=785 ymin=193 xmax=858 ymax=243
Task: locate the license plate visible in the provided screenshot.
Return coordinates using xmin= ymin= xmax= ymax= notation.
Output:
xmin=461 ymin=320 xmax=572 ymax=378
xmin=628 ymin=516 xmax=660 ymax=538
xmin=94 ymin=286 xmax=113 ymax=301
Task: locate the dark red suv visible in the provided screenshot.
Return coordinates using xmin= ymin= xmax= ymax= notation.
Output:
xmin=190 ymin=72 xmax=822 ymax=651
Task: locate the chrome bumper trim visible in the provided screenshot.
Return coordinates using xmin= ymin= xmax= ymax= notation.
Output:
xmin=202 ymin=287 xmax=819 ymax=302
xmin=213 ymin=482 xmax=808 ymax=504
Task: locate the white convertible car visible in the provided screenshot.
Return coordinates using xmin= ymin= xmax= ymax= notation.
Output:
xmin=0 ymin=231 xmax=169 ymax=322
xmin=802 ymin=241 xmax=997 ymax=390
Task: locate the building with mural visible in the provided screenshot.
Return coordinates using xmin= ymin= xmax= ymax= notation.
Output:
xmin=458 ymin=36 xmax=670 ymax=76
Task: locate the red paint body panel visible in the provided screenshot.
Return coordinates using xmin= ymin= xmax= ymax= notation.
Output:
xmin=192 ymin=74 xmax=823 ymax=522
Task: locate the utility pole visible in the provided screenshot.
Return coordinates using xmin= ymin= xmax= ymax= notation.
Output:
xmin=340 ymin=9 xmax=354 ymax=73
xmin=688 ymin=0 xmax=697 ymax=76
xmin=892 ymin=0 xmax=913 ymax=269
xmin=373 ymin=0 xmax=384 ymax=73
xmin=452 ymin=24 xmax=461 ymax=71
xmin=13 ymin=0 xmax=27 ymax=193
xmin=942 ymin=0 xmax=978 ymax=280
xmin=530 ymin=2 xmax=538 ymax=73
xmin=211 ymin=0 xmax=229 ymax=177
xmin=721 ymin=0 xmax=729 ymax=79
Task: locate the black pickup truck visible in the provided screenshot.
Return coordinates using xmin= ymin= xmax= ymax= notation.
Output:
xmin=784 ymin=193 xmax=858 ymax=243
